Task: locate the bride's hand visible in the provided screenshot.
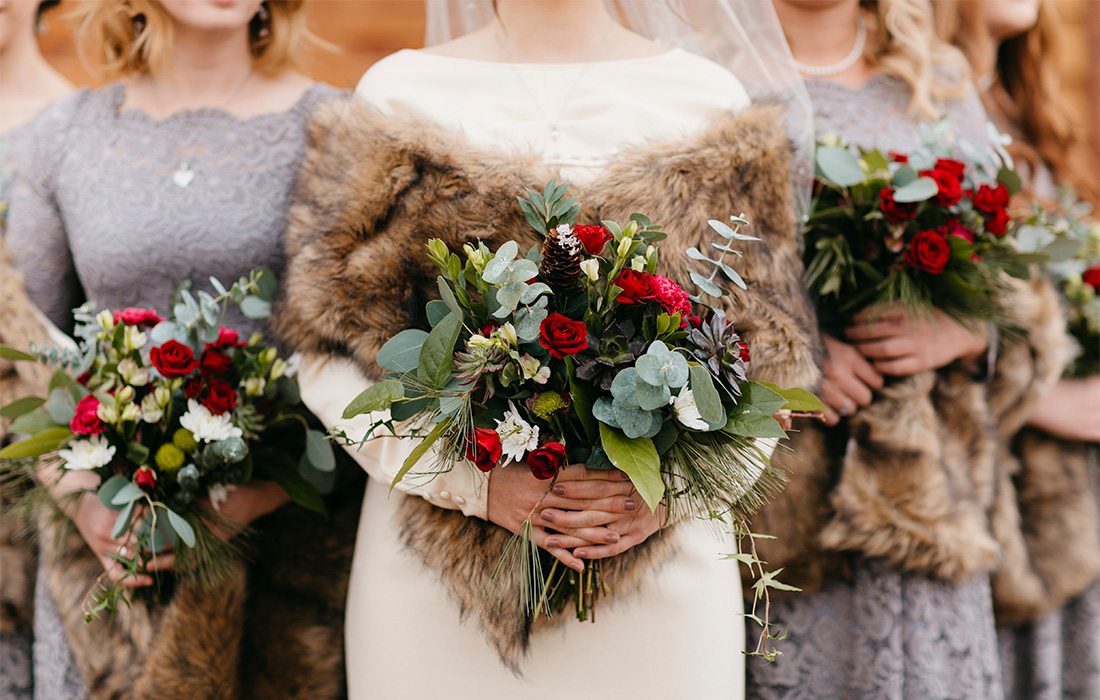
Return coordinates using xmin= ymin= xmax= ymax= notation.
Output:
xmin=538 ymin=484 xmax=667 ymax=561
xmin=488 ymin=464 xmax=635 ymax=572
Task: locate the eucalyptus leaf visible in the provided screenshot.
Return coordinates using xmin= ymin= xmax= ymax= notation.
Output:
xmin=689 ymin=364 xmax=725 ymax=425
xmin=437 ymin=278 xmax=461 ymax=315
xmin=482 ymin=241 xmax=518 ymax=283
xmin=816 ymin=146 xmax=865 ymax=187
xmin=166 ymin=509 xmax=197 ymax=548
xmin=893 ymin=176 xmax=938 ymax=203
xmin=635 ymin=381 xmax=671 ymax=411
xmin=416 ymin=313 xmax=462 ymax=388
xmin=240 ymin=296 xmax=272 ymax=320
xmin=690 ymin=271 xmax=723 ymax=297
xmin=97 ymin=474 xmax=130 ymax=510
xmin=305 ymin=429 xmax=336 ymax=472
xmin=592 ymin=397 xmax=620 ymax=429
xmin=44 ymin=388 xmax=77 ymax=425
xmin=151 ymin=508 xmax=178 ymax=553
xmin=343 ymin=379 xmax=405 ymax=419
xmin=111 ymin=500 xmax=135 ymax=540
xmin=377 ymin=329 xmax=429 ymax=374
xmin=0 ymin=396 xmax=45 ymax=421
xmin=126 ymin=442 xmax=150 ymax=465
xmin=7 ymin=410 xmax=59 ymax=436
xmin=110 ymin=482 xmax=146 ymax=506
xmin=598 ymin=424 xmax=664 ymax=511
xmin=426 ymin=300 xmax=452 ymax=327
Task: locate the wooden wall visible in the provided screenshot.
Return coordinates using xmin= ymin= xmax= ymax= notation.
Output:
xmin=37 ymin=0 xmax=1100 ymax=165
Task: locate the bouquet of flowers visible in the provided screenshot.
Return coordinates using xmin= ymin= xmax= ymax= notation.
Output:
xmin=339 ymin=182 xmax=821 ymax=623
xmin=0 ymin=269 xmax=334 ymax=619
xmin=1015 ymin=189 xmax=1100 ymax=378
xmin=804 ymin=127 xmax=1041 ymax=332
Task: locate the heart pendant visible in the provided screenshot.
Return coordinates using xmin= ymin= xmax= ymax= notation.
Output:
xmin=172 ymin=165 xmax=195 ymax=189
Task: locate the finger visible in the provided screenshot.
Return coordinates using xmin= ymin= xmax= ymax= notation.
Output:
xmin=538 ymin=508 xmax=617 ymax=529
xmin=818 ymin=379 xmax=857 ymax=413
xmin=852 ymin=303 xmax=906 ymax=325
xmin=541 ymin=494 xmax=640 ymax=514
xmin=547 ymin=526 xmax=621 ymax=546
xmin=853 ymin=338 xmax=911 ymax=361
xmin=543 ymin=533 xmax=603 ymax=549
xmin=554 ymin=465 xmax=630 ymax=482
xmin=575 ymin=535 xmax=635 ymax=560
xmin=550 ymin=479 xmax=635 ymax=500
xmin=100 ymin=556 xmax=153 ymax=587
xmin=831 ymin=371 xmax=874 ymax=408
xmin=822 ymin=408 xmax=840 ymax=426
xmin=844 ymin=320 xmax=902 ymax=342
xmin=850 ymin=353 xmax=885 ymax=390
xmin=532 ymin=528 xmax=584 ymax=572
xmin=143 ymin=553 xmax=176 ymax=572
xmin=873 ymin=356 xmax=921 ymax=377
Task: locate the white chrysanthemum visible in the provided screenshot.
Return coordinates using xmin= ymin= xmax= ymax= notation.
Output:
xmin=207 ymin=483 xmax=238 ymax=513
xmin=518 ymin=354 xmax=551 ymax=385
xmin=670 ymin=389 xmax=709 ymax=430
xmin=179 ymin=399 xmax=242 ymax=443
xmin=494 ymin=402 xmax=540 ymax=464
xmin=58 ymin=435 xmax=116 ymax=471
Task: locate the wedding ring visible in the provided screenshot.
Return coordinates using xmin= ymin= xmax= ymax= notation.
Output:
xmin=117 ymin=545 xmax=130 ymax=558
xmin=838 ymin=399 xmax=854 ymax=417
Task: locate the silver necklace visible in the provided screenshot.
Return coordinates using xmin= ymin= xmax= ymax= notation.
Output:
xmin=794 ymin=14 xmax=867 ymax=77
xmin=146 ymin=70 xmax=254 ymax=188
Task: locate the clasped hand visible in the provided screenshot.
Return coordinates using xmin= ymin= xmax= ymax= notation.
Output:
xmin=486 ymin=464 xmax=664 ymax=572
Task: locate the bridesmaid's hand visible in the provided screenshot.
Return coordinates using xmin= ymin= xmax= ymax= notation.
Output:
xmin=488 ymin=464 xmax=634 ymax=572
xmin=70 ymin=494 xmax=159 ymax=586
xmin=1026 ymin=377 xmax=1100 ymax=442
xmin=818 ymin=334 xmax=884 ymax=425
xmin=199 ymin=480 xmax=291 ymax=541
xmin=845 ymin=304 xmax=987 ymax=377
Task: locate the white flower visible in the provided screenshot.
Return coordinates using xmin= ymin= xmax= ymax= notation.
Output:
xmin=122 ymin=326 xmax=147 ymax=352
xmin=497 ymin=323 xmax=518 ymax=348
xmin=179 ymin=399 xmax=243 ymax=443
xmin=207 ymin=483 xmax=238 ymax=513
xmin=518 ymin=354 xmax=551 ymax=384
xmin=617 ymin=235 xmax=634 ymax=258
xmin=140 ymin=393 xmax=163 ymax=423
xmin=467 ymin=334 xmax=495 ymax=350
xmin=95 ymin=309 xmax=115 ymax=331
xmin=630 ymin=255 xmax=646 ymax=271
xmin=59 ymin=435 xmax=116 ymax=471
xmin=117 ymin=358 xmax=149 ymax=387
xmin=494 ymin=402 xmax=540 ymax=464
xmin=243 ymin=377 xmax=266 ymax=397
xmin=153 ymin=385 xmax=172 ymax=408
xmin=670 ymin=389 xmax=709 ymax=430
xmin=580 ymin=258 xmax=600 ymax=282
xmin=120 ymin=403 xmax=142 ymax=423
xmin=97 ymin=400 xmax=119 ymax=424
xmin=269 ymin=358 xmax=288 ymax=382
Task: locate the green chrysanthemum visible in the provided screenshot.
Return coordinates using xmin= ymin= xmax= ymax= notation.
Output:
xmin=172 ymin=428 xmax=199 ymax=453
xmin=155 ymin=443 xmax=185 ymax=472
xmin=531 ymin=391 xmax=568 ymax=420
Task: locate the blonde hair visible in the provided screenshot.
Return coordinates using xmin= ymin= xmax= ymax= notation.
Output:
xmin=862 ymin=0 xmax=970 ymax=120
xmin=70 ymin=0 xmax=308 ymax=79
xmin=936 ymin=0 xmax=1098 ymax=207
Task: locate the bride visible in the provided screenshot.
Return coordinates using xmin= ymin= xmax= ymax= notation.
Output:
xmin=277 ymin=0 xmax=819 ymax=696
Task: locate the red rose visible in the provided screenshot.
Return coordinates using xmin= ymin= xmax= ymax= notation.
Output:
xmin=985 ymin=207 xmax=1010 ymax=237
xmin=150 ymin=340 xmax=199 ymax=378
xmin=465 ymin=428 xmax=503 ymax=472
xmin=200 ymin=350 xmax=232 ymax=376
xmin=479 ymin=321 xmax=500 ymax=337
xmin=573 ymin=225 xmax=612 ymax=255
xmin=889 ymin=151 xmax=909 ymax=164
xmin=650 ymin=274 xmax=693 ymax=321
xmin=934 ymin=158 xmax=966 ymax=180
xmin=69 ymin=394 xmax=105 ymax=435
xmin=879 ymin=187 xmax=918 ymax=225
xmin=1082 ymin=266 xmax=1100 ymax=290
xmin=200 ymin=379 xmax=238 ymax=415
xmin=921 ymin=167 xmax=963 ymax=207
xmin=210 ymin=327 xmax=245 ymax=349
xmin=737 ymin=341 xmax=751 ymax=364
xmin=613 ymin=269 xmax=658 ymax=305
xmin=687 ymin=315 xmax=703 ymax=328
xmin=527 ymin=442 xmax=566 ymax=480
xmin=971 ymin=183 xmax=1010 ymax=215
xmin=538 ymin=313 xmax=589 ymax=359
xmin=75 ymin=371 xmax=92 ymax=387
xmin=905 ymin=229 xmax=951 ymax=275
xmin=134 ymin=465 xmax=157 ymax=493
xmin=184 ymin=379 xmax=203 ymax=400
xmin=940 ymin=218 xmax=974 ymax=243
xmin=112 ymin=307 xmax=162 ymax=328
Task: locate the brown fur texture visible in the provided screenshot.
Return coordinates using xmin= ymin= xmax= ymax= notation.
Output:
xmin=751 ymin=276 xmax=1069 ymax=591
xmin=0 ymin=237 xmax=52 ymax=634
xmin=38 ymin=469 xmax=363 ymax=699
xmin=275 ymin=99 xmax=821 ymax=668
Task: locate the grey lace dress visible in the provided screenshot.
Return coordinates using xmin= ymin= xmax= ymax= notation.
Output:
xmin=745 ymin=75 xmax=1005 ymax=700
xmin=6 ymin=80 xmax=342 ymax=700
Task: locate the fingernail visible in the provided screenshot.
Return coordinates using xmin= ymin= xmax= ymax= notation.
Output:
xmin=605 ymin=532 xmax=620 ymax=544
xmin=546 ymin=537 xmax=560 ymax=548
xmin=574 ymin=550 xmax=586 ymax=560
xmin=572 ymin=561 xmax=585 ymax=572
xmin=552 ymin=485 xmax=565 ymax=496
xmin=625 ymin=499 xmax=637 ymax=511
xmin=542 ymin=510 xmax=555 ymax=522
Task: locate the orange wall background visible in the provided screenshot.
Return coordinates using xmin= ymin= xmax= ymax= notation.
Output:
xmin=37 ymin=0 xmax=1100 ymax=164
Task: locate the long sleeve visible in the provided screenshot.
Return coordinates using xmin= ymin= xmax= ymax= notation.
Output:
xmin=6 ymin=96 xmax=84 ymax=333
xmin=296 ymin=353 xmax=489 ymax=519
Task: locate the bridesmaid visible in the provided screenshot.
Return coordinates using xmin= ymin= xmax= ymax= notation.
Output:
xmin=7 ymin=1 xmax=353 ymax=698
xmin=0 ymin=3 xmax=72 ymax=698
xmin=939 ymin=1 xmax=1100 ymax=697
xmin=746 ymin=0 xmax=1063 ymax=697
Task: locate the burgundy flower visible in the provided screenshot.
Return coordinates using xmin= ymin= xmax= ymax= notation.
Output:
xmin=940 ymin=218 xmax=974 ymax=243
xmin=905 ymin=229 xmax=951 ymax=275
xmin=149 ymin=340 xmax=199 ymax=379
xmin=650 ymin=274 xmax=693 ymax=321
xmin=985 ymin=207 xmax=1011 ymax=237
xmin=184 ymin=379 xmax=204 ymax=400
xmin=971 ymin=183 xmax=1010 ymax=215
xmin=70 ymin=394 xmax=105 ymax=435
xmin=209 ymin=327 xmax=245 ymax=350
xmin=573 ymin=225 xmax=613 ymax=255
xmin=200 ymin=379 xmax=237 ymax=415
xmin=538 ymin=313 xmax=588 ymax=359
xmin=737 ymin=341 xmax=751 ymax=364
xmin=1082 ymin=266 xmax=1100 ymax=291
xmin=889 ymin=151 xmax=910 ymax=164
xmin=200 ymin=350 xmax=232 ymax=377
xmin=465 ymin=428 xmax=503 ymax=472
xmin=113 ymin=307 xmax=162 ymax=328
xmin=527 ymin=442 xmax=566 ymax=480
xmin=612 ymin=269 xmax=658 ymax=305
xmin=934 ymin=158 xmax=966 ymax=181
xmin=134 ymin=465 xmax=157 ymax=493
xmin=879 ymin=187 xmax=918 ymax=225
xmin=921 ymin=166 xmax=963 ymax=207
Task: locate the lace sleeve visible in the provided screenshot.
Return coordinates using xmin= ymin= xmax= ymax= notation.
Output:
xmin=7 ymin=94 xmax=85 ymax=334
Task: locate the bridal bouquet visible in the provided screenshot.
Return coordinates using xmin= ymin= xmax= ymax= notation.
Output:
xmin=1015 ymin=189 xmax=1100 ymax=377
xmin=340 ymin=182 xmax=821 ymax=621
xmin=0 ymin=269 xmax=333 ymax=620
xmin=804 ymin=128 xmax=1041 ymax=332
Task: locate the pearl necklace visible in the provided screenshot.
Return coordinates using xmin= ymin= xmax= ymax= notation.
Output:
xmin=794 ymin=15 xmax=867 ymax=77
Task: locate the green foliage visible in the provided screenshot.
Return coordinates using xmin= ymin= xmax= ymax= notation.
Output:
xmin=598 ymin=423 xmax=663 ymax=511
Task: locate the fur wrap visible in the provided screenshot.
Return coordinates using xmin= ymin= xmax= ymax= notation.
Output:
xmin=274 ymin=99 xmax=822 ymax=668
xmin=751 ymin=276 xmax=1071 ymax=592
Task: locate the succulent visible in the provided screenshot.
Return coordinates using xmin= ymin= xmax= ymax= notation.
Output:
xmin=689 ymin=313 xmax=748 ymax=395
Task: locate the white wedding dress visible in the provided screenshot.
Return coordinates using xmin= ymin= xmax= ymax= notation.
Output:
xmin=298 ymin=48 xmax=753 ymax=699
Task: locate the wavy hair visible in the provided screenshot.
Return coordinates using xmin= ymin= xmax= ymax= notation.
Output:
xmin=69 ymin=0 xmax=309 ymax=79
xmin=861 ymin=0 xmax=971 ymax=120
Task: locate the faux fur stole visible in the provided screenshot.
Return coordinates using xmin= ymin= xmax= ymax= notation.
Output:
xmin=275 ymin=99 xmax=822 ymax=669
xmin=751 ymin=276 xmax=1072 ymax=593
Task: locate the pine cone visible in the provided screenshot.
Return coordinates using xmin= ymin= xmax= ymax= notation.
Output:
xmin=540 ymin=226 xmax=583 ymax=293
